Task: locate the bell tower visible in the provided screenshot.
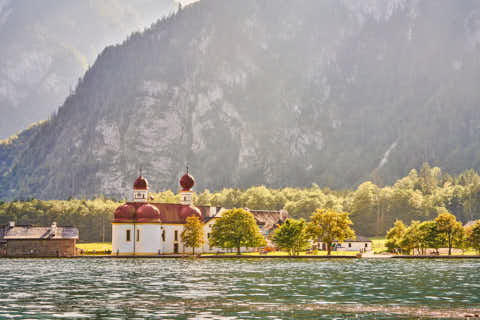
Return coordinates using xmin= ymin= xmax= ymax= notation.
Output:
xmin=133 ymin=170 xmax=148 ymax=203
xmin=179 ymin=166 xmax=194 ymax=205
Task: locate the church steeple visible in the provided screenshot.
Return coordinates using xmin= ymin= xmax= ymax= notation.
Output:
xmin=179 ymin=166 xmax=194 ymax=205
xmin=133 ymin=170 xmax=148 ymax=203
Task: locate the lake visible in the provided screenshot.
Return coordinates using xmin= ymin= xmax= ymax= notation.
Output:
xmin=0 ymin=258 xmax=478 ymax=319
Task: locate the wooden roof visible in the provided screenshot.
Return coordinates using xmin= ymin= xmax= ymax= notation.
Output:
xmin=3 ymin=226 xmax=79 ymax=240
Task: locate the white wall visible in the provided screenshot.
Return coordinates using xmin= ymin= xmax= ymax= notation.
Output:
xmin=112 ymin=223 xmax=134 ymax=255
xmin=112 ymin=219 xmax=259 ymax=255
xmin=336 ymin=241 xmax=372 ymax=252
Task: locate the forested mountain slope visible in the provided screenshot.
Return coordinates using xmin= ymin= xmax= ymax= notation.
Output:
xmin=0 ymin=0 xmax=177 ymax=138
xmin=1 ymin=0 xmax=480 ymax=200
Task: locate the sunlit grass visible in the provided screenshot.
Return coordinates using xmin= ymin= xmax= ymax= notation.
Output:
xmin=371 ymin=238 xmax=387 ymax=253
xmin=77 ymin=242 xmax=112 ymax=255
xmin=201 ymin=250 xmax=359 ymax=256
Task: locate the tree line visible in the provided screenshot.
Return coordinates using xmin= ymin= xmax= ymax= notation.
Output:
xmin=181 ymin=208 xmax=354 ymax=256
xmin=385 ymin=212 xmax=480 ymax=255
xmin=1 ymin=164 xmax=480 ymax=242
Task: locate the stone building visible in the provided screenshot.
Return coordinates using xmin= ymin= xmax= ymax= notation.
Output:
xmin=0 ymin=222 xmax=79 ymax=257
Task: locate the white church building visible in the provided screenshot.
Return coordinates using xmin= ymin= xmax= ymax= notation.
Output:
xmin=112 ymin=170 xmax=287 ymax=256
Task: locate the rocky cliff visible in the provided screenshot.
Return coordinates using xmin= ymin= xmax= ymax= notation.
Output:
xmin=1 ymin=0 xmax=480 ymax=200
xmin=0 ymin=0 xmax=177 ymax=139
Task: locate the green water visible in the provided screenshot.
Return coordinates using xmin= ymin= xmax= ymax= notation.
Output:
xmin=0 ymin=258 xmax=478 ymax=319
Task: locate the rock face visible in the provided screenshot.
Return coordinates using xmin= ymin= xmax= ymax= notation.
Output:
xmin=2 ymin=0 xmax=480 ymax=200
xmin=0 ymin=0 xmax=177 ymax=139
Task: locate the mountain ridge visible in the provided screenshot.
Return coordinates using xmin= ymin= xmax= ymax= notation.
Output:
xmin=1 ymin=0 xmax=480 ymax=200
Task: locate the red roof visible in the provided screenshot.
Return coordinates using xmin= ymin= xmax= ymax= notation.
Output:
xmin=179 ymin=173 xmax=195 ymax=191
xmin=137 ymin=204 xmax=161 ymax=223
xmin=133 ymin=176 xmax=148 ymax=190
xmin=114 ymin=204 xmax=136 ymax=222
xmin=113 ymin=202 xmax=204 ymax=224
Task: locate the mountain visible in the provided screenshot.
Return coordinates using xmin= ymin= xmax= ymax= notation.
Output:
xmin=2 ymin=0 xmax=480 ymax=200
xmin=0 ymin=0 xmax=178 ymax=139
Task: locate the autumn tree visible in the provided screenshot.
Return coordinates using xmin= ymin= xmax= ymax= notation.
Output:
xmin=272 ymin=218 xmax=309 ymax=256
xmin=418 ymin=220 xmax=443 ymax=255
xmin=306 ymin=209 xmax=355 ymax=256
xmin=466 ymin=221 xmax=480 ymax=254
xmin=209 ymin=208 xmax=266 ymax=254
xmin=399 ymin=220 xmax=423 ymax=255
xmin=385 ymin=220 xmax=406 ymax=253
xmin=181 ymin=215 xmax=204 ymax=255
xmin=435 ymin=211 xmax=464 ymax=255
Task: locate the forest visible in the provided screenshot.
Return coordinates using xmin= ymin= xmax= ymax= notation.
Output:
xmin=1 ymin=163 xmax=480 ymax=242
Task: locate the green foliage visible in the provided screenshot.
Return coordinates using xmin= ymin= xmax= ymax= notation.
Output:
xmin=466 ymin=221 xmax=480 ymax=254
xmin=387 ymin=211 xmax=469 ymax=255
xmin=272 ymin=218 xmax=309 ymax=256
xmin=435 ymin=211 xmax=464 ymax=255
xmin=385 ymin=220 xmax=406 ymax=253
xmin=306 ymin=209 xmax=355 ymax=256
xmin=418 ymin=221 xmax=443 ymax=254
xmin=181 ymin=216 xmax=204 ymax=255
xmin=209 ymin=208 xmax=266 ymax=254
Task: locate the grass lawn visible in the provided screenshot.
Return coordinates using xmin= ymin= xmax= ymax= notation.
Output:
xmin=201 ymin=250 xmax=359 ymax=256
xmin=77 ymin=242 xmax=112 ymax=255
xmin=370 ymin=238 xmax=387 ymax=253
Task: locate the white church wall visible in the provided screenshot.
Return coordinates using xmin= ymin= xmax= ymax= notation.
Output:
xmin=161 ymin=224 xmax=184 ymax=254
xmin=112 ymin=223 xmax=134 ymax=255
xmin=135 ymin=224 xmax=162 ymax=254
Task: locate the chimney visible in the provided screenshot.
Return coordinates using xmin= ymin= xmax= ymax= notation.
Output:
xmin=49 ymin=221 xmax=57 ymax=238
xmin=8 ymin=221 xmax=15 ymax=228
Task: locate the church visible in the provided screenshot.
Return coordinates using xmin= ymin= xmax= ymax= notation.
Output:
xmin=112 ymin=170 xmax=287 ymax=256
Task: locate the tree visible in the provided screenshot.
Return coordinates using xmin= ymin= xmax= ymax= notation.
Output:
xmin=209 ymin=208 xmax=265 ymax=254
xmin=399 ymin=220 xmax=423 ymax=255
xmin=181 ymin=216 xmax=204 ymax=255
xmin=435 ymin=211 xmax=464 ymax=255
xmin=418 ymin=220 xmax=443 ymax=255
xmin=272 ymin=218 xmax=309 ymax=256
xmin=466 ymin=221 xmax=480 ymax=254
xmin=306 ymin=209 xmax=355 ymax=256
xmin=385 ymin=220 xmax=406 ymax=253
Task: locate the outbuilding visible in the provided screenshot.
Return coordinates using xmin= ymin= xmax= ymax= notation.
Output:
xmin=0 ymin=222 xmax=79 ymax=257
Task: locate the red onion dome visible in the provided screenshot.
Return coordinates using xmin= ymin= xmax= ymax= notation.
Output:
xmin=136 ymin=204 xmax=161 ymax=223
xmin=133 ymin=176 xmax=148 ymax=190
xmin=180 ymin=173 xmax=195 ymax=191
xmin=180 ymin=205 xmax=201 ymax=221
xmin=114 ymin=204 xmax=136 ymax=222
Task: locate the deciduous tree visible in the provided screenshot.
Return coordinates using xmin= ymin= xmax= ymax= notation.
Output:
xmin=272 ymin=218 xmax=309 ymax=256
xmin=181 ymin=215 xmax=204 ymax=255
xmin=306 ymin=209 xmax=355 ymax=256
xmin=435 ymin=211 xmax=463 ymax=255
xmin=209 ymin=208 xmax=265 ymax=254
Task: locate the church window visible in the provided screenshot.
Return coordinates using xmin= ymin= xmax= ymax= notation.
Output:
xmin=136 ymin=229 xmax=140 ymax=242
xmin=174 ymin=230 xmax=178 ymax=241
xmin=207 ymin=233 xmax=210 ymax=239
xmin=365 ymin=243 xmax=368 ymax=248
xmin=126 ymin=229 xmax=131 ymax=242
xmin=348 ymin=243 xmax=352 ymax=248
xmin=162 ymin=230 xmax=166 ymax=242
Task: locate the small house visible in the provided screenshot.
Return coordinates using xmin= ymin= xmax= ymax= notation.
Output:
xmin=0 ymin=222 xmax=79 ymax=257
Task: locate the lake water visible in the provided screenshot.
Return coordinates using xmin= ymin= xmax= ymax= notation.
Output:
xmin=0 ymin=258 xmax=479 ymax=319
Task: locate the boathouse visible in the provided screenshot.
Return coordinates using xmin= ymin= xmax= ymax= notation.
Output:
xmin=0 ymin=221 xmax=79 ymax=257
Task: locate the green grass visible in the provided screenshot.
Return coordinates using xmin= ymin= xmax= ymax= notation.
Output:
xmin=371 ymin=238 xmax=387 ymax=254
xmin=76 ymin=242 xmax=112 ymax=255
xmin=201 ymin=250 xmax=359 ymax=256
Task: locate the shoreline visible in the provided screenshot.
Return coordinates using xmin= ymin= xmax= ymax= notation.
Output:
xmin=2 ymin=254 xmax=480 ymax=259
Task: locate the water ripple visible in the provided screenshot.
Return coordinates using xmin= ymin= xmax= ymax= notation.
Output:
xmin=0 ymin=258 xmax=479 ymax=319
